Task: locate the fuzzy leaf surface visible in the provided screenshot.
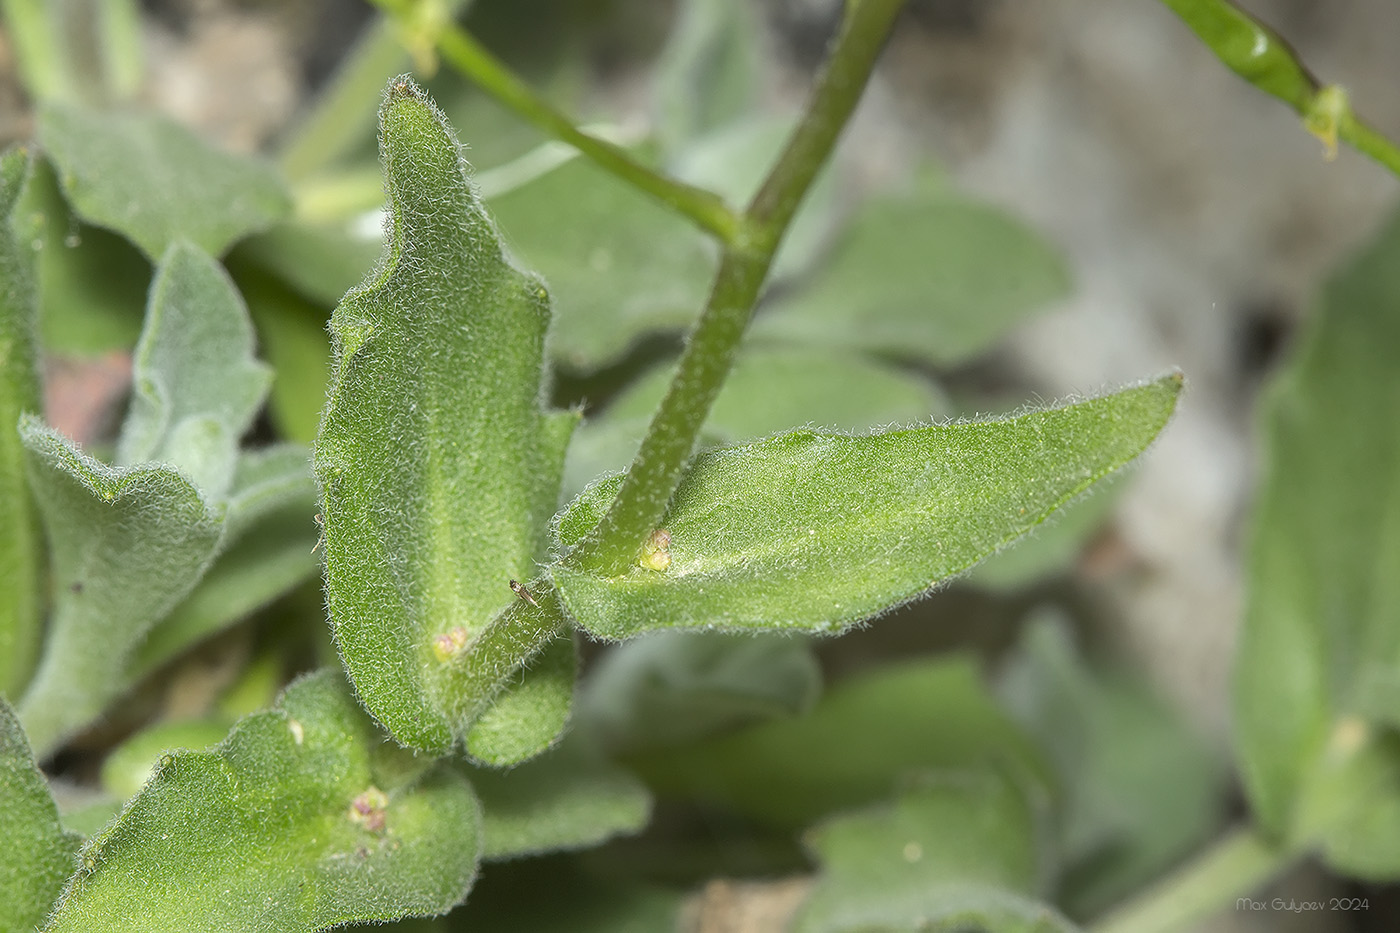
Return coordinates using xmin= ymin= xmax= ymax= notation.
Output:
xmin=795 ymin=769 xmax=1076 ymax=933
xmin=0 ymin=147 xmax=45 ymax=697
xmin=127 ymin=445 xmax=318 ymax=681
xmin=553 ymin=377 xmax=1180 ymax=639
xmin=753 ymin=189 xmax=1070 ymax=365
xmin=1235 ymin=207 xmax=1400 ymax=877
xmin=38 ymin=103 xmax=291 ymax=260
xmin=628 ymin=656 xmax=1050 ymax=829
xmin=467 ymin=735 xmax=651 ymax=860
xmin=464 ymin=635 xmax=577 ymax=767
xmin=315 ymin=79 xmax=573 ymax=753
xmin=44 ymin=670 xmax=481 ymax=932
xmin=16 ymin=419 xmax=223 ymax=757
xmin=0 ymin=698 xmax=81 ymax=933
xmin=116 ymin=241 xmax=271 ymax=498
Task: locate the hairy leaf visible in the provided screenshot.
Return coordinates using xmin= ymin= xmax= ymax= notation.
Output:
xmin=0 ymin=698 xmax=81 ymax=933
xmin=44 ymin=670 xmax=481 ymax=932
xmin=553 ymin=376 xmax=1180 ymax=639
xmin=117 ymin=241 xmax=271 ymax=498
xmin=628 ymin=656 xmax=1050 ymax=829
xmin=16 ymin=419 xmax=223 ymax=757
xmin=1235 ymin=207 xmax=1400 ymax=877
xmin=795 ymin=769 xmax=1076 ymax=933
xmin=465 ymin=636 xmax=577 ymax=767
xmin=38 ymin=102 xmax=291 ymax=260
xmin=753 ymin=188 xmax=1070 ymax=366
xmin=468 ymin=735 xmax=650 ymax=860
xmin=127 ymin=446 xmax=318 ymax=682
xmin=488 ymin=147 xmax=716 ymax=371
xmin=565 ymin=345 xmax=947 ymax=498
xmin=0 ymin=146 xmax=45 ymax=697
xmin=316 ymin=79 xmax=574 ymax=753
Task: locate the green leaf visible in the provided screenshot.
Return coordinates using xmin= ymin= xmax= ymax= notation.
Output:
xmin=970 ymin=484 xmax=1119 ymax=590
xmin=652 ymin=0 xmax=763 ymax=155
xmin=16 ymin=419 xmax=223 ymax=757
xmin=99 ymin=717 xmax=232 ymax=801
xmin=235 ymin=263 xmax=335 ymax=444
xmin=447 ymin=857 xmax=682 ymax=933
xmin=116 ymin=241 xmax=271 ymax=498
xmin=467 ymin=734 xmax=651 ymax=860
xmin=38 ymin=102 xmax=291 ymax=261
xmin=126 ymin=445 xmax=318 ymax=682
xmin=753 ymin=188 xmax=1071 ymax=366
xmin=0 ymin=146 xmax=46 ymax=698
xmin=315 ymin=79 xmax=575 ymax=753
xmin=577 ymin=630 xmax=822 ymax=754
xmin=1235 ymin=207 xmax=1400 ymax=877
xmin=553 ymin=376 xmax=1180 ymax=639
xmin=0 ymin=697 xmax=82 ymax=933
xmin=565 ymin=346 xmax=947 ymax=498
xmin=487 ymin=147 xmax=717 ymax=371
xmin=998 ymin=614 xmax=1225 ymax=917
xmin=44 ymin=670 xmax=482 ymax=932
xmin=18 ymin=158 xmax=148 ymax=355
xmin=628 ymin=655 xmax=1050 ymax=829
xmin=465 ymin=635 xmax=577 ymax=767
xmin=795 ymin=769 xmax=1076 ymax=933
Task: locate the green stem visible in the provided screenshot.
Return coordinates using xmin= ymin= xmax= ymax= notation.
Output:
xmin=1160 ymin=0 xmax=1400 ymax=179
xmin=572 ymin=0 xmax=907 ymax=575
xmin=367 ymin=0 xmax=740 ymax=242
xmin=1088 ymin=825 xmax=1297 ymax=933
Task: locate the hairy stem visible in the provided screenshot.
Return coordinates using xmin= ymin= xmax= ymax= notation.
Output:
xmin=1160 ymin=0 xmax=1400 ymax=178
xmin=367 ymin=0 xmax=740 ymax=242
xmin=1089 ymin=825 xmax=1296 ymax=933
xmin=573 ymin=0 xmax=907 ymax=575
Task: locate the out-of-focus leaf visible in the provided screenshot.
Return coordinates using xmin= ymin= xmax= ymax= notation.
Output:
xmin=447 ymin=857 xmax=683 ymax=933
xmin=467 ymin=735 xmax=650 ymax=860
xmin=652 ymin=0 xmax=763 ymax=155
xmin=753 ymin=189 xmax=1070 ymax=366
xmin=795 ymin=769 xmax=1076 ymax=933
xmin=669 ymin=116 xmax=842 ymax=282
xmin=99 ymin=717 xmax=232 ymax=801
xmin=45 ymin=670 xmax=482 ymax=932
xmin=565 ymin=345 xmax=947 ymax=498
xmin=17 ymin=158 xmax=148 ymax=355
xmin=465 ymin=636 xmax=577 ymax=767
xmin=0 ymin=147 xmax=45 ymax=698
xmin=231 ymin=219 xmax=383 ymax=309
xmin=552 ymin=377 xmax=1180 ymax=640
xmin=235 ymin=264 xmax=334 ymax=444
xmin=488 ymin=150 xmax=717 ymax=371
xmin=38 ymin=103 xmax=291 ymax=260
xmin=116 ymin=241 xmax=270 ymax=498
xmin=17 ymin=239 xmax=273 ymax=755
xmin=126 ymin=446 xmax=318 ymax=682
xmin=628 ymin=655 xmax=1051 ymax=829
xmin=1235 ymin=207 xmax=1400 ymax=878
xmin=0 ymin=697 xmax=81 ymax=932
xmin=577 ymin=630 xmax=822 ymax=754
xmin=16 ymin=419 xmax=223 ymax=758
xmin=999 ymin=615 xmax=1225 ymax=916
xmin=315 ymin=79 xmax=575 ymax=753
